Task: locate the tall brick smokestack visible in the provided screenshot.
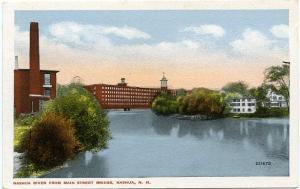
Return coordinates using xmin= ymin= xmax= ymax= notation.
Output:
xmin=29 ymin=22 xmax=41 ymax=95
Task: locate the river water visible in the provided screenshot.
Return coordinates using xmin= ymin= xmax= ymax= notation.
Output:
xmin=43 ymin=110 xmax=289 ymax=178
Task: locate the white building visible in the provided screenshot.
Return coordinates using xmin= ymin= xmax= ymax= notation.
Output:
xmin=228 ymin=98 xmax=256 ymax=114
xmin=266 ymin=90 xmax=287 ymax=108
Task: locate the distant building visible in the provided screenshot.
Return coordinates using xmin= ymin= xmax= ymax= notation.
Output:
xmin=228 ymin=97 xmax=256 ymax=114
xmin=84 ymin=74 xmax=176 ymax=110
xmin=14 ymin=22 xmax=59 ymax=116
xmin=265 ymin=89 xmax=287 ymax=108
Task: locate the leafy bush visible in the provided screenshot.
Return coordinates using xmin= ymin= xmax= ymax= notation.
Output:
xmin=44 ymin=83 xmax=111 ymax=151
xmin=23 ymin=113 xmax=77 ymax=169
xmin=14 ymin=114 xmax=39 ymax=153
xmin=14 ymin=125 xmax=31 ymax=153
xmin=178 ymin=88 xmax=226 ymax=117
xmin=152 ymin=93 xmax=178 ymax=115
xmin=222 ymin=81 xmax=249 ymax=96
xmin=16 ymin=114 xmax=39 ymax=126
xmin=255 ymin=107 xmax=288 ymax=117
xmin=268 ymin=107 xmax=289 ymax=117
xmin=237 ymin=107 xmax=289 ymax=118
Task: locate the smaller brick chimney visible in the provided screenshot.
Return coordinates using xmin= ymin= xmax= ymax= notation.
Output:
xmin=15 ymin=56 xmax=19 ymax=70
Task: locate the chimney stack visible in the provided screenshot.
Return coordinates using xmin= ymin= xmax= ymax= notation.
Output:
xmin=29 ymin=22 xmax=41 ymax=95
xmin=15 ymin=56 xmax=18 ymax=69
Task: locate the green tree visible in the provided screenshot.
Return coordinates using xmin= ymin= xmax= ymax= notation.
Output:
xmin=44 ymin=83 xmax=111 ymax=151
xmin=152 ymin=93 xmax=178 ymax=115
xmin=222 ymin=81 xmax=249 ymax=96
xmin=224 ymin=92 xmax=242 ymax=102
xmin=264 ymin=64 xmax=289 ymax=108
xmin=178 ymin=88 xmax=226 ymax=117
xmin=249 ymin=84 xmax=270 ymax=108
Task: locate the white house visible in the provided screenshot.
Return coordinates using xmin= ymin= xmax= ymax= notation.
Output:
xmin=266 ymin=90 xmax=287 ymax=108
xmin=228 ymin=98 xmax=256 ymax=114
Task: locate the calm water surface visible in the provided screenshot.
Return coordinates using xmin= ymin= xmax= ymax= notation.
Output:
xmin=43 ymin=110 xmax=289 ymax=177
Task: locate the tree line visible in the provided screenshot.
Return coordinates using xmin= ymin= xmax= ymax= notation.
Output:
xmin=152 ymin=64 xmax=289 ymax=117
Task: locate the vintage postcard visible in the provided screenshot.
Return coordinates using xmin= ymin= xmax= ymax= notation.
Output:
xmin=2 ymin=0 xmax=299 ymax=188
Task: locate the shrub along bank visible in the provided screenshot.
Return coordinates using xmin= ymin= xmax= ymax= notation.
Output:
xmin=23 ymin=113 xmax=77 ymax=169
xmin=152 ymin=88 xmax=226 ymax=119
xmin=151 ymin=93 xmax=178 ymax=115
xmin=231 ymin=107 xmax=289 ymax=118
xmin=44 ymin=83 xmax=111 ymax=151
xmin=15 ymin=83 xmax=111 ymax=177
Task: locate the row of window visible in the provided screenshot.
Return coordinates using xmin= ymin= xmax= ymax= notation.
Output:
xmin=99 ymin=86 xmax=160 ymax=93
xmin=271 ymin=96 xmax=283 ymax=101
xmin=229 ymin=103 xmax=255 ymax=107
xmin=232 ymin=99 xmax=254 ymax=102
xmin=101 ymin=95 xmax=154 ymax=99
xmin=103 ymin=99 xmax=151 ymax=102
xmin=101 ymin=91 xmax=158 ymax=96
xmin=102 ymin=102 xmax=150 ymax=105
xmin=232 ymin=108 xmax=253 ymax=112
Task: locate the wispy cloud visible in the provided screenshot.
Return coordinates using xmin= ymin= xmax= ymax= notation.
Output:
xmin=183 ymin=24 xmax=225 ymax=38
xmin=48 ymin=21 xmax=151 ymax=47
xmin=230 ymin=28 xmax=283 ymax=56
xmin=270 ymin=24 xmax=289 ymax=38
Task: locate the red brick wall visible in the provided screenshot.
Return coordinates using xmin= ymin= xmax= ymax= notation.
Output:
xmin=14 ymin=70 xmax=30 ymax=116
xmin=15 ymin=70 xmax=58 ymax=117
xmin=85 ymin=84 xmax=163 ymax=109
xmin=29 ymin=22 xmax=41 ymax=95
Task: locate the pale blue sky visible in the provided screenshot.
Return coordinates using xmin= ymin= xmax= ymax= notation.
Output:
xmin=15 ymin=10 xmax=288 ymax=49
xmin=14 ymin=10 xmax=289 ymax=89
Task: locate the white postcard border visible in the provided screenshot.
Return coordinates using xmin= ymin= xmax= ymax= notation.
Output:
xmin=2 ymin=0 xmax=299 ymax=188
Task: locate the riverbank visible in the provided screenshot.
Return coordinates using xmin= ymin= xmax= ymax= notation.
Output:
xmin=14 ymin=153 xmax=70 ymax=178
xmin=155 ymin=107 xmax=289 ymax=120
xmin=170 ymin=114 xmax=225 ymax=121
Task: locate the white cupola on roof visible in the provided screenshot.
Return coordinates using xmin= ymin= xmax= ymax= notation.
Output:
xmin=160 ymin=72 xmax=168 ymax=89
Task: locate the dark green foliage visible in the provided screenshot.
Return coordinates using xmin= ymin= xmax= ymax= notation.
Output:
xmin=44 ymin=83 xmax=111 ymax=151
xmin=178 ymin=88 xmax=226 ymax=117
xmin=14 ymin=115 xmax=40 ymax=153
xmin=222 ymin=81 xmax=249 ymax=96
xmin=152 ymin=88 xmax=226 ymax=118
xmin=235 ymin=107 xmax=289 ymax=118
xmin=152 ymin=93 xmax=178 ymax=115
xmin=23 ymin=113 xmax=77 ymax=169
xmin=264 ymin=64 xmax=290 ymax=109
xmin=249 ymin=84 xmax=270 ymax=108
xmin=16 ymin=114 xmax=39 ymax=126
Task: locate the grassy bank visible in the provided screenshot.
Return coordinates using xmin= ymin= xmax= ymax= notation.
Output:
xmin=14 ymin=123 xmax=31 ymax=153
xmin=229 ymin=107 xmax=289 ymax=118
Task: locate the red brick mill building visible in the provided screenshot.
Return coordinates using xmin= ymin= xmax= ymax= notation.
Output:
xmin=84 ymin=74 xmax=176 ymax=110
xmin=14 ymin=22 xmax=58 ymax=116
